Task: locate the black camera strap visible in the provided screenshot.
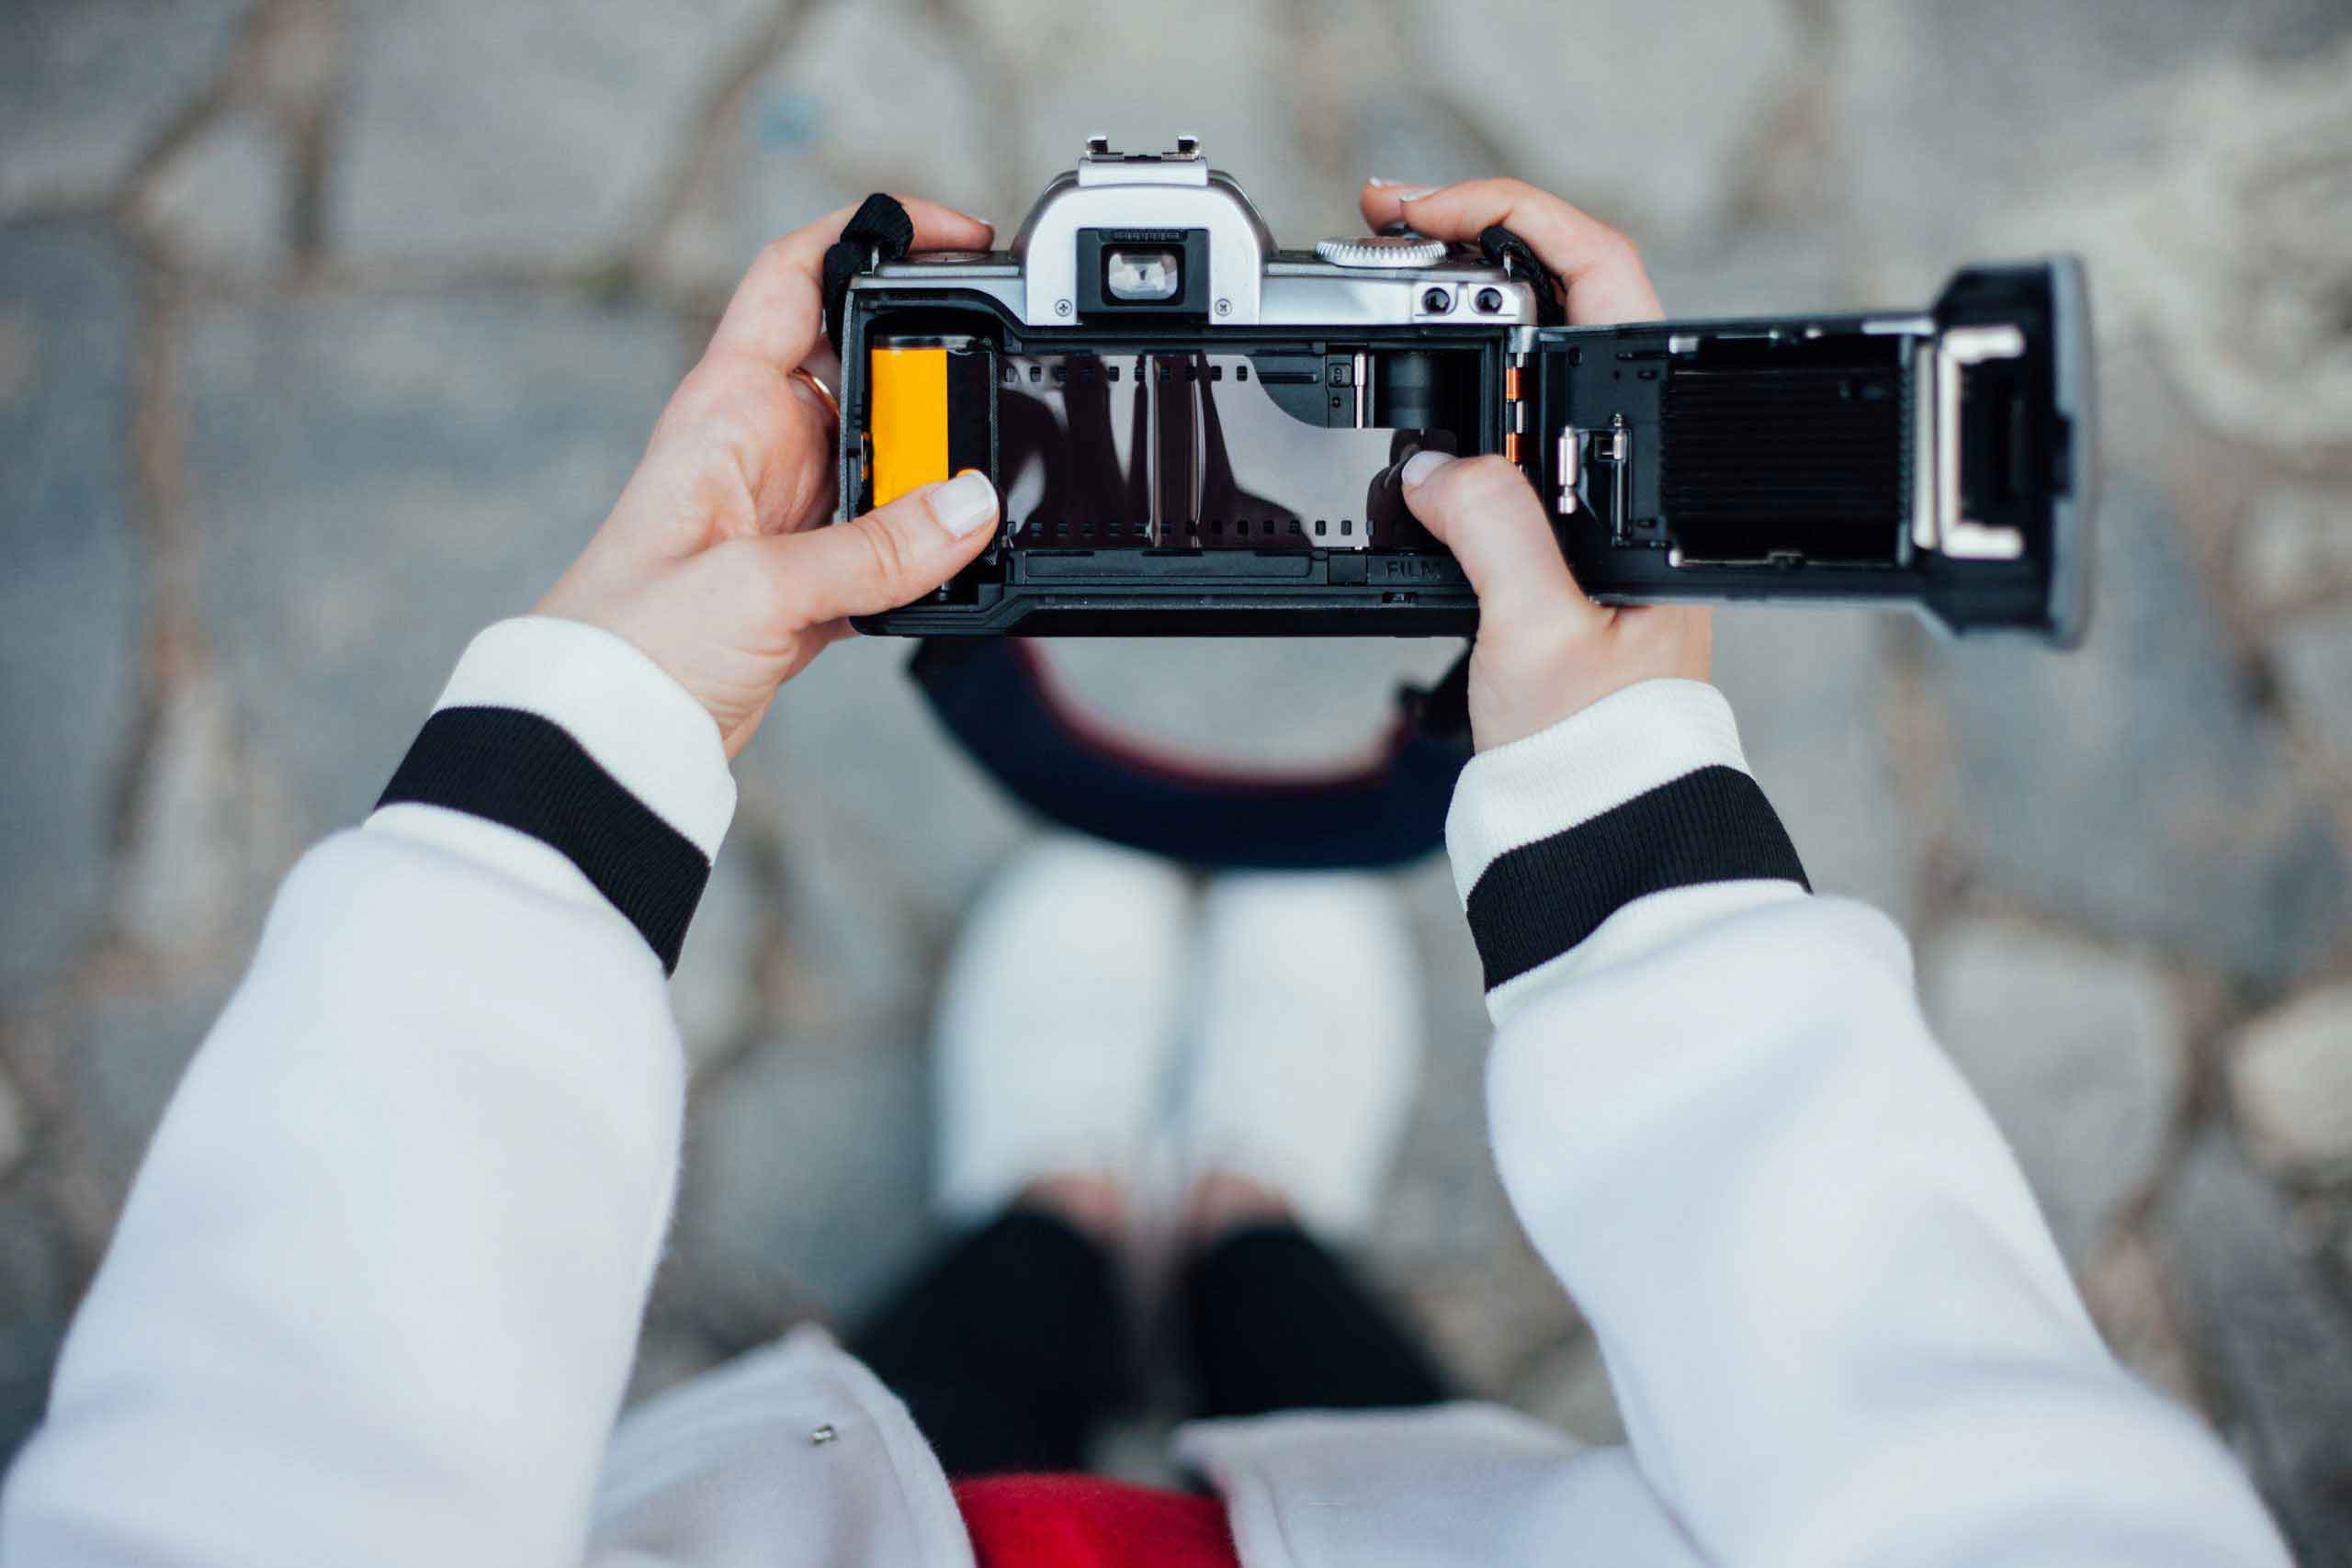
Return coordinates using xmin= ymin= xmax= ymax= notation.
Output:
xmin=907 ymin=639 xmax=1474 ymax=870
xmin=1477 ymin=225 xmax=1566 ymax=326
xmin=821 ymin=193 xmax=916 ymax=358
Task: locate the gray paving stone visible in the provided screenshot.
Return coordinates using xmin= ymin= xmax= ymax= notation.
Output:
xmin=1405 ymin=1228 xmax=1581 ymax=1404
xmin=1517 ymin=1332 xmax=1626 ymax=1449
xmin=1841 ymin=6 xmax=2352 ymax=466
xmin=0 ymin=0 xmax=247 ymax=216
xmin=2012 ymin=49 xmax=2352 ymax=462
xmin=1919 ymin=919 xmax=2185 ymax=1263
xmin=669 ymin=847 xmax=767 ymax=1078
xmin=622 ymin=1318 xmax=726 ymax=1409
xmin=182 ymin=289 xmax=682 ymax=844
xmin=1917 ymin=400 xmax=2348 ymax=983
xmin=1713 ymin=610 xmax=1924 ymax=928
xmin=1398 ymin=0 xmax=1804 ymax=246
xmin=244 ymin=0 xmax=342 ymax=125
xmin=2229 ymin=982 xmax=2352 ymax=1181
xmin=0 ymin=1190 xmax=72 ymax=1343
xmin=0 ymin=1320 xmax=64 ymax=1472
xmin=744 ymin=0 xmax=994 ymax=223
xmin=2236 ymin=484 xmax=2352 ymax=615
xmin=134 ymin=109 xmax=289 ymax=274
xmin=2077 ymin=1226 xmax=2204 ymax=1411
xmin=650 ymin=0 xmax=1014 ymax=297
xmin=67 ymin=986 xmax=232 ymax=1214
xmin=113 ymin=671 xmax=253 ymax=965
xmin=646 ymin=126 xmax=861 ymax=303
xmin=1378 ymin=854 xmax=1518 ymax=1279
xmin=763 ymin=797 xmax=943 ymax=1052
xmin=671 ymin=1032 xmax=933 ymax=1345
xmin=0 ymin=1192 xmax=74 ymax=1468
xmin=2335 ymin=1200 xmax=2352 ymax=1290
xmin=972 ymin=0 xmax=1338 ymax=241
xmin=1380 ymin=855 xmax=1596 ymax=1404
xmin=980 ymin=0 xmax=1836 ymax=309
xmin=0 ymin=1065 xmax=27 ymax=1179
xmin=967 ymin=0 xmax=1804 ymax=251
xmin=0 ymin=222 xmax=146 ymax=1007
xmin=1838 ymin=0 xmax=2352 ymax=288
xmin=2273 ymin=608 xmax=2352 ymax=761
xmin=2164 ymin=1129 xmax=2352 ymax=1564
xmin=739 ymin=636 xmax=1033 ymax=1036
xmin=331 ymin=0 xmax=773 ymax=269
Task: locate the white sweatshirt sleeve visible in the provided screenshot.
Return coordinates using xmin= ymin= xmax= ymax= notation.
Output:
xmin=1447 ymin=679 xmax=2289 ymax=1567
xmin=1 ymin=617 xmax=733 ymax=1568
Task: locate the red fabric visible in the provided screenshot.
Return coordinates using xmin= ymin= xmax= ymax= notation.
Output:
xmin=953 ymin=1473 xmax=1240 ymax=1568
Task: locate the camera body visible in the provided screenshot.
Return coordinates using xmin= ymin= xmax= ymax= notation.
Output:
xmin=837 ymin=138 xmax=2093 ymax=642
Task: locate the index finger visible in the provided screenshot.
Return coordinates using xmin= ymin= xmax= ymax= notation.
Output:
xmin=1358 ymin=177 xmax=1660 ymax=326
xmin=707 ymin=196 xmax=995 ymax=371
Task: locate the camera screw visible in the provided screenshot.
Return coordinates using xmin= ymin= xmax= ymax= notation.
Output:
xmin=1216 ymin=298 xmax=1232 ymax=317
xmin=1055 ymin=299 xmax=1072 ymax=317
xmin=1475 ymin=287 xmax=1505 ymax=313
xmin=1421 ymin=287 xmax=1452 ymax=313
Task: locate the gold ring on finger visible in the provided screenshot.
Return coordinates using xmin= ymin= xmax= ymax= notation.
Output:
xmin=789 ymin=366 xmax=839 ymax=427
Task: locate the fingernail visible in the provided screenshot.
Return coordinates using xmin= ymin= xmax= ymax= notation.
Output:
xmin=928 ymin=468 xmax=998 ymax=536
xmin=1400 ymin=450 xmax=1453 ymax=491
xmin=1369 ymin=179 xmax=1440 ymax=200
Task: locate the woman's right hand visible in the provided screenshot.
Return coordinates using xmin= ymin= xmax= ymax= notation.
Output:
xmin=1361 ymin=178 xmax=1714 ymax=751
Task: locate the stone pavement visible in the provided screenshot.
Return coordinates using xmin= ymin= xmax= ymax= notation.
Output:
xmin=3 ymin=0 xmax=2350 ymax=1553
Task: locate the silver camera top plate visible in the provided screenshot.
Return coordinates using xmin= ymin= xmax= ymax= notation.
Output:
xmin=861 ymin=137 xmax=1539 ymax=332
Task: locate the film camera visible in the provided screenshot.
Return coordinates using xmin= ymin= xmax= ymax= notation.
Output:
xmin=831 ymin=138 xmax=2093 ymax=643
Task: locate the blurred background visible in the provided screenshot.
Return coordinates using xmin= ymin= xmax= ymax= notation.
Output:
xmin=4 ymin=0 xmax=2350 ymax=1554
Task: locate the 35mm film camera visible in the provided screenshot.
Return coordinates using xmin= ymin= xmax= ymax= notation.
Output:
xmin=832 ymin=138 xmax=2093 ymax=643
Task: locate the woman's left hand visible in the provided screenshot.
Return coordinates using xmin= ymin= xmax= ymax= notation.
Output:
xmin=535 ymin=197 xmax=1000 ymax=756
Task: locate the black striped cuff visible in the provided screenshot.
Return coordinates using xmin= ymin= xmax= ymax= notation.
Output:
xmin=378 ymin=706 xmax=710 ymax=972
xmin=1464 ymin=764 xmax=1808 ymax=992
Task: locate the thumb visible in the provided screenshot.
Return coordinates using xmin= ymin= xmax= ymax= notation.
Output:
xmin=761 ymin=468 xmax=999 ymax=624
xmin=1400 ymin=453 xmax=1601 ymax=636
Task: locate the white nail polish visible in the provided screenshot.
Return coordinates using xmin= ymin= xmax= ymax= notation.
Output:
xmin=929 ymin=469 xmax=998 ymax=536
xmin=1400 ymin=450 xmax=1453 ymax=491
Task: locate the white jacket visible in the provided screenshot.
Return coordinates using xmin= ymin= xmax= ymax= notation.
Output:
xmin=0 ymin=618 xmax=2290 ymax=1567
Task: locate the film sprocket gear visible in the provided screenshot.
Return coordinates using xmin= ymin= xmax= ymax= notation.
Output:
xmin=830 ymin=136 xmax=2094 ymax=645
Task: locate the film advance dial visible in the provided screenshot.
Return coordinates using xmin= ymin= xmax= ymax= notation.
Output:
xmin=1312 ymin=235 xmax=1450 ymax=269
